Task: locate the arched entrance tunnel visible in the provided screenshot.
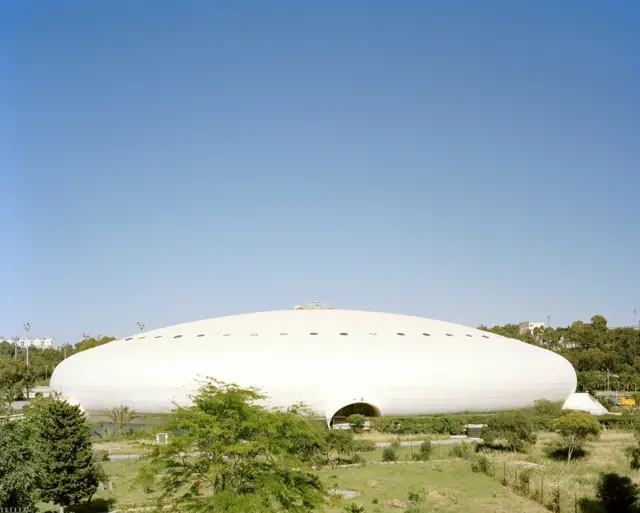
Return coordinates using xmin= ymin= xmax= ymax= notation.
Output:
xmin=330 ymin=402 xmax=381 ymax=427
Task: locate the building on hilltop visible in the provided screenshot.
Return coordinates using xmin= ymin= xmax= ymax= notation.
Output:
xmin=519 ymin=321 xmax=545 ymax=336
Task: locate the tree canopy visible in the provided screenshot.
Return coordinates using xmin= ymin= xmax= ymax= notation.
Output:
xmin=553 ymin=410 xmax=602 ymax=462
xmin=0 ymin=418 xmax=40 ymax=512
xmin=139 ymin=379 xmax=327 ymax=512
xmin=26 ymin=396 xmax=99 ymax=507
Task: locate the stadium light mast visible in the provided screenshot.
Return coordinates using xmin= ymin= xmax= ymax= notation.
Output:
xmin=23 ymin=322 xmax=31 ymax=367
xmin=547 ymin=315 xmax=551 ymax=328
xmin=12 ymin=336 xmax=19 ymax=359
xmin=137 ymin=322 xmax=145 ymax=332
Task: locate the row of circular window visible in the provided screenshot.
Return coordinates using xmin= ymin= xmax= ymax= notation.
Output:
xmin=125 ymin=332 xmax=492 ymax=340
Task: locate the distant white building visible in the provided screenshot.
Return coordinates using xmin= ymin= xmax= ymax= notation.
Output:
xmin=519 ymin=321 xmax=545 ymax=336
xmin=4 ymin=337 xmax=56 ymax=349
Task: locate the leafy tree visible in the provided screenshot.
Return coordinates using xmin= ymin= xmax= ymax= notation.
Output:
xmin=27 ymin=396 xmax=99 ymax=507
xmin=533 ymin=399 xmax=562 ymax=417
xmin=0 ymin=418 xmax=39 ymax=513
xmin=75 ymin=336 xmax=116 ymax=353
xmin=0 ymin=359 xmax=27 ymax=411
xmin=552 ymin=411 xmax=601 ymax=462
xmin=325 ymin=428 xmax=356 ymax=460
xmin=105 ymin=405 xmax=139 ymax=436
xmin=139 ymin=379 xmax=326 ymax=512
xmin=596 ymin=472 xmax=639 ymax=513
xmin=347 ymin=413 xmax=366 ymax=434
xmin=481 ymin=411 xmax=536 ymax=452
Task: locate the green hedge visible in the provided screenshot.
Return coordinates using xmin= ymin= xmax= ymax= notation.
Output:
xmin=369 ymin=412 xmax=636 ymax=436
xmin=370 ymin=414 xmax=496 ymax=435
xmin=596 ymin=414 xmax=635 ymax=429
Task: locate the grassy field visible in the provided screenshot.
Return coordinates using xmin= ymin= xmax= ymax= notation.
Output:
xmin=475 ymin=430 xmax=638 ymax=511
xmin=319 ymin=460 xmax=547 ymax=512
xmin=62 ymin=457 xmax=546 ymax=513
xmin=53 ymin=429 xmax=640 ymax=512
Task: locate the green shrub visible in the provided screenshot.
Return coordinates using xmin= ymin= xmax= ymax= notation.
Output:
xmin=470 ymin=453 xmax=489 ymax=473
xmin=412 ymin=440 xmax=432 ymax=461
xmin=381 ymin=447 xmax=398 ymax=462
xmin=533 ymin=399 xmax=562 ymax=417
xmin=390 ymin=439 xmax=401 ymax=451
xmin=353 ymin=439 xmax=376 ymax=452
xmin=481 ymin=411 xmax=536 ymax=452
xmin=449 ymin=441 xmax=475 ymax=459
xmin=347 ymin=414 xmax=366 ymax=434
xmin=625 ymin=445 xmax=640 ymax=470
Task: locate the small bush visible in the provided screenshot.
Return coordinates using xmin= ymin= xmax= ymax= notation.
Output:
xmin=626 ymin=445 xmax=640 ymax=470
xmin=412 ymin=440 xmax=432 ymax=461
xmin=449 ymin=442 xmax=475 ymax=459
xmin=353 ymin=439 xmax=376 ymax=452
xmin=546 ymin=487 xmax=560 ymax=512
xmin=390 ymin=439 xmax=401 ymax=451
xmin=347 ymin=414 xmax=366 ymax=434
xmin=470 ymin=453 xmax=489 ymax=473
xmin=381 ymin=447 xmax=398 ymax=462
xmin=515 ymin=468 xmax=532 ymax=495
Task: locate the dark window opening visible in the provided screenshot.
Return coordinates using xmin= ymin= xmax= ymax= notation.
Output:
xmin=125 ymin=337 xmax=133 ymax=341
xmin=174 ymin=335 xmax=182 ymax=339
xmin=340 ymin=332 xmax=348 ymax=336
xmin=397 ymin=333 xmax=405 ymax=336
xmin=330 ymin=402 xmax=382 ymax=427
xmin=197 ymin=334 xmax=205 ymax=337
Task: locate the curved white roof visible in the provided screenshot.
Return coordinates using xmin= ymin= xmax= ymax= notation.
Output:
xmin=50 ymin=309 xmax=577 ymax=421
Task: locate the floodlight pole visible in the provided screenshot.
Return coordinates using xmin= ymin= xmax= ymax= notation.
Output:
xmin=12 ymin=336 xmax=19 ymax=359
xmin=23 ymin=322 xmax=31 ymax=367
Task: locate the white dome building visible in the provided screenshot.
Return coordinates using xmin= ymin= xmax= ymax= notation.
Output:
xmin=50 ymin=309 xmax=577 ymax=425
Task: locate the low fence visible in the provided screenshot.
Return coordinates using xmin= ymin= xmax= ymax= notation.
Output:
xmin=471 ymin=454 xmax=580 ymax=512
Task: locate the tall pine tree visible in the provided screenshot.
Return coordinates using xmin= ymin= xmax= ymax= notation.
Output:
xmin=29 ymin=397 xmax=99 ymax=507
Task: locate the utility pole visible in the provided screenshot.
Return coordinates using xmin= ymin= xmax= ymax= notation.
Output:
xmin=23 ymin=322 xmax=31 ymax=367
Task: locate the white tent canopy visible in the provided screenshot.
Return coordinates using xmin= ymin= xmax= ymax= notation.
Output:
xmin=561 ymin=393 xmax=608 ymax=416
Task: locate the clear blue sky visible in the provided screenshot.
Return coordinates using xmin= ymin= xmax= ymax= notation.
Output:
xmin=1 ymin=1 xmax=639 ymax=344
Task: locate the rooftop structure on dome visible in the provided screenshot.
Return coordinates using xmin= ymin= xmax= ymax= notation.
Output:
xmin=50 ymin=309 xmax=577 ymax=425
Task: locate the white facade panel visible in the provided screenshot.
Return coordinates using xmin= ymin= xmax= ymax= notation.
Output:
xmin=50 ymin=310 xmax=577 ymax=422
